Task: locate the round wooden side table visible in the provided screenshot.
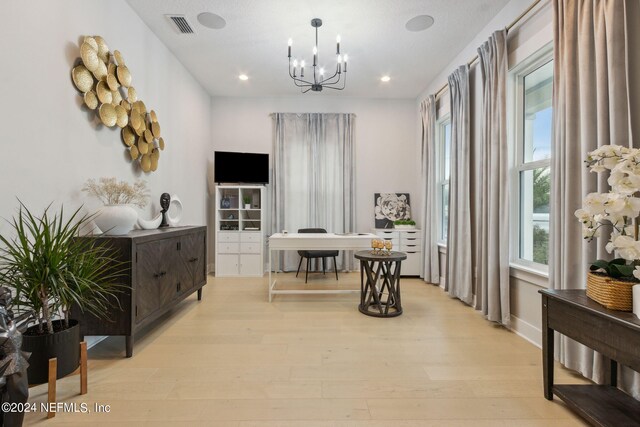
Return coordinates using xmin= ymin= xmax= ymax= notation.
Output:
xmin=354 ymin=250 xmax=407 ymax=317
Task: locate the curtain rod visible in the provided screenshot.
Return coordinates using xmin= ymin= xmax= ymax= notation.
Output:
xmin=433 ymin=0 xmax=544 ymax=100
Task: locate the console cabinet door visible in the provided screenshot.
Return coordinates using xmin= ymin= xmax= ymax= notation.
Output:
xmin=136 ymin=239 xmax=177 ymax=322
xmin=180 ymin=232 xmax=206 ymax=293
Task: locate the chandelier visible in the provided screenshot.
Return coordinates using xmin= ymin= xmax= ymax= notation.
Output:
xmin=287 ymin=18 xmax=347 ymax=93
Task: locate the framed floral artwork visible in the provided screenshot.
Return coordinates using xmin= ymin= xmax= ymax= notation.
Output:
xmin=374 ymin=193 xmax=411 ymax=228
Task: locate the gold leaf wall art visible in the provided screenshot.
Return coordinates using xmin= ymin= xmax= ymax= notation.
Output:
xmin=71 ymin=35 xmax=166 ymax=173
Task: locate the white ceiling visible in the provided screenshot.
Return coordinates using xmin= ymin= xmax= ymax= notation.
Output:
xmin=126 ymin=0 xmax=510 ymax=99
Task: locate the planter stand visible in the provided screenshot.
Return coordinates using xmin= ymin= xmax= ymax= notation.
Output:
xmin=29 ymin=341 xmax=88 ymax=419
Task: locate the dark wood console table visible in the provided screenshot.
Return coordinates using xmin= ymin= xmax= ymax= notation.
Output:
xmin=72 ymin=226 xmax=207 ymax=357
xmin=539 ymin=289 xmax=640 ymax=426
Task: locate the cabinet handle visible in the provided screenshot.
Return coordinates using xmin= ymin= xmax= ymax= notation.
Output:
xmin=189 ymin=257 xmax=198 ymax=263
xmin=176 ymin=282 xmax=181 ymax=292
xmin=155 ymin=271 xmax=167 ymax=278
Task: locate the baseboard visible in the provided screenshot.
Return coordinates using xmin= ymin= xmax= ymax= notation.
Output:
xmin=439 ymin=276 xmax=446 ymax=289
xmin=207 ymin=263 xmax=215 ymax=274
xmin=510 ymin=314 xmax=541 ymax=348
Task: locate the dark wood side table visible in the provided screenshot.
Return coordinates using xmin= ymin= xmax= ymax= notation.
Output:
xmin=355 ymin=250 xmax=406 ymax=317
xmin=539 ymin=289 xmax=640 ymax=426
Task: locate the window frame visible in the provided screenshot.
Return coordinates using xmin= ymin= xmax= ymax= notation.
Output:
xmin=436 ymin=115 xmax=451 ymax=245
xmin=508 ymin=43 xmax=553 ymax=275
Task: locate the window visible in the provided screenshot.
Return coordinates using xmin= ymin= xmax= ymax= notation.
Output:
xmin=510 ymin=47 xmax=553 ymax=271
xmin=437 ymin=118 xmax=451 ymax=243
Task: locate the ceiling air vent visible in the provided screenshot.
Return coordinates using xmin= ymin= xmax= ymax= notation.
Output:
xmin=166 ymin=15 xmax=195 ymax=34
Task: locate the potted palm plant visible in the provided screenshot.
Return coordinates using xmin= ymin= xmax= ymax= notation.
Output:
xmin=0 ymin=202 xmax=122 ymax=384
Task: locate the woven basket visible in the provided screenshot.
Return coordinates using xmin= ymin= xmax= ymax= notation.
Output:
xmin=586 ymin=272 xmax=634 ymax=311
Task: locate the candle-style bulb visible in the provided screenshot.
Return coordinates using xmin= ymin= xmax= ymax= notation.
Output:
xmin=337 ymin=55 xmax=342 ymax=64
xmin=313 ymin=46 xmax=318 ymax=55
xmin=336 ymin=35 xmax=341 ymax=43
xmin=301 ymin=60 xmax=306 ymax=68
xmin=319 ymin=67 xmax=325 ymax=76
xmin=293 ymin=59 xmax=298 ymax=68
xmin=344 ymin=54 xmax=348 ymax=62
xmin=288 ymin=38 xmax=292 ymax=46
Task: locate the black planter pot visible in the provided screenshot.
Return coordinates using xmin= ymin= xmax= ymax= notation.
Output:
xmin=22 ymin=319 xmax=80 ymax=385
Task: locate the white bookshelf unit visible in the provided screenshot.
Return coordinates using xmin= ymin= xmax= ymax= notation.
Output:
xmin=215 ymin=185 xmax=266 ymax=277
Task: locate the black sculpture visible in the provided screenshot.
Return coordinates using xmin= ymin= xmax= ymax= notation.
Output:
xmin=159 ymin=193 xmax=171 ymax=228
xmin=0 ymin=287 xmax=30 ymax=427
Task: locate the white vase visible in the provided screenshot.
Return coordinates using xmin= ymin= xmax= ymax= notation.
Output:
xmin=94 ymin=205 xmax=138 ymax=235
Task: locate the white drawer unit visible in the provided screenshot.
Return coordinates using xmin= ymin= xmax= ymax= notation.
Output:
xmin=218 ymin=232 xmax=240 ymax=243
xmin=216 ymin=254 xmax=240 ymax=276
xmin=241 ymin=242 xmax=261 ymax=254
xmin=240 ymin=254 xmax=262 ymax=273
xmin=402 ymin=230 xmax=421 ymax=239
xmin=375 ymin=230 xmax=399 ymax=247
xmin=241 ymin=232 xmax=261 ymax=243
xmin=376 ymin=230 xmax=398 ymax=240
xmin=401 ymin=234 xmax=422 ymax=252
xmin=373 ymin=228 xmax=423 ymax=276
xmin=402 ymin=252 xmax=421 ymax=276
xmin=218 ymin=242 xmax=240 ymax=254
xmin=216 ymin=185 xmax=266 ymax=277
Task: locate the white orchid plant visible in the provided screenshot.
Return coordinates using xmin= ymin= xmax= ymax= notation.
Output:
xmin=575 ymin=144 xmax=640 ymax=281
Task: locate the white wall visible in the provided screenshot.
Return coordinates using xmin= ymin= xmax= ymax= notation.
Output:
xmin=415 ymin=0 xmax=553 ymax=346
xmin=209 ymin=97 xmax=420 ymax=235
xmin=0 ymin=0 xmax=211 ymax=239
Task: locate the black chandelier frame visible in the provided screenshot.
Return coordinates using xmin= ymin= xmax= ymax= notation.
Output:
xmin=287 ymin=18 xmax=347 ymax=93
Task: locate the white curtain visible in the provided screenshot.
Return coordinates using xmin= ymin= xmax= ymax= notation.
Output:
xmin=271 ymin=113 xmax=356 ymax=272
xmin=446 ymin=65 xmax=473 ymax=304
xmin=551 ymin=0 xmax=640 ymax=397
xmin=420 ymin=95 xmax=440 ymax=284
xmin=477 ymin=29 xmax=510 ymax=326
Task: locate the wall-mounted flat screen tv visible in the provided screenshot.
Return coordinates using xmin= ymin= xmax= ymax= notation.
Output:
xmin=214 ymin=151 xmax=269 ymax=184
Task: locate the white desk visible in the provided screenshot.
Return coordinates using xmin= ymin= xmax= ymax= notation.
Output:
xmin=268 ymin=233 xmax=377 ymax=302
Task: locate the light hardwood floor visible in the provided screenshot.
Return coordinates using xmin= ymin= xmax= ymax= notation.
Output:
xmin=25 ymin=273 xmax=588 ymax=426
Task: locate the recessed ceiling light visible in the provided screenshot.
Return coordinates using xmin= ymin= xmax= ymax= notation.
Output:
xmin=405 ymin=15 xmax=435 ymax=32
xmin=238 ymin=74 xmax=249 ymax=81
xmin=197 ymin=12 xmax=226 ymax=29
xmin=381 ymin=75 xmax=391 ymax=82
